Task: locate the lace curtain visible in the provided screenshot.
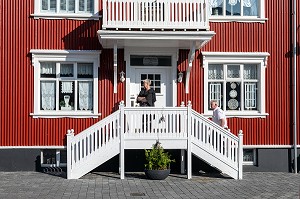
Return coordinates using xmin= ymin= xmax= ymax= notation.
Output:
xmin=78 ymin=63 xmax=93 ymax=76
xmin=208 ymin=65 xmax=224 ymax=79
xmin=210 ymin=0 xmax=258 ymax=16
xmin=78 ymin=81 xmax=93 ymax=110
xmin=61 ymin=82 xmax=73 ymax=93
xmin=60 ymin=64 xmax=73 ymax=76
xmin=41 ymin=62 xmax=55 ymax=74
xmin=227 ymin=65 xmax=240 ymax=78
xmin=41 ymin=81 xmax=55 ymax=110
xmin=244 ymin=64 xmax=257 ymax=79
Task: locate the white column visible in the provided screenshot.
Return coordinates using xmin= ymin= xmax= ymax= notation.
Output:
xmin=238 ymin=130 xmax=243 ymax=180
xmin=187 ymin=101 xmax=192 ymax=179
xmin=119 ymin=101 xmax=125 ymax=179
xmin=66 ymin=129 xmax=74 ymax=179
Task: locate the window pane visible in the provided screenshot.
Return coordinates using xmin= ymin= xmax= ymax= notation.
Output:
xmin=87 ymin=0 xmax=94 ymax=12
xmin=208 ymin=64 xmax=223 ymax=79
xmin=78 ymin=63 xmax=93 ymax=78
xmin=78 ymin=81 xmax=93 ymax=110
xmin=226 ymin=82 xmax=241 ymax=110
xmin=130 ymin=55 xmax=172 ymax=66
xmin=79 ymin=0 xmax=85 ymax=11
xmin=244 ymin=64 xmax=257 ymax=79
xmin=227 ymin=65 xmax=240 ymax=78
xmin=226 ymin=0 xmax=241 ymax=16
xmin=50 ymin=0 xmax=56 ymax=10
xmin=59 ymin=81 xmax=74 ymax=110
xmin=40 ymin=81 xmax=56 ymax=110
xmin=209 ymin=82 xmax=223 ymax=109
xmin=243 ymin=0 xmax=258 ymax=16
xmin=68 ymin=0 xmax=75 ymax=12
xmin=244 ymin=82 xmax=257 ymax=110
xmin=211 ymin=0 xmax=223 ymax=16
xmin=60 ymin=0 xmax=66 ymax=11
xmin=60 ymin=64 xmax=74 ymax=77
xmin=40 ymin=62 xmax=56 ymax=78
xmin=42 ymin=0 xmax=48 ymax=10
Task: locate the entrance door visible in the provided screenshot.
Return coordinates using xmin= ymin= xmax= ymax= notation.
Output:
xmin=134 ymin=68 xmax=171 ymax=107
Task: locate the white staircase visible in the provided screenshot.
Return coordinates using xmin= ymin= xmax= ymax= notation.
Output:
xmin=67 ymin=101 xmax=243 ymax=180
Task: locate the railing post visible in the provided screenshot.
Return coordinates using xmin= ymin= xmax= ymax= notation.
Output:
xmin=187 ymin=101 xmax=192 ymax=179
xmin=66 ymin=129 xmax=74 ymax=179
xmin=238 ymin=130 xmax=243 ymax=180
xmin=180 ymin=101 xmax=186 ymax=174
xmin=119 ymin=101 xmax=125 ymax=179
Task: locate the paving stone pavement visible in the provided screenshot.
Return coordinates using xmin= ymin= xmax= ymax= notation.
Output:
xmin=0 ymin=171 xmax=299 ymax=199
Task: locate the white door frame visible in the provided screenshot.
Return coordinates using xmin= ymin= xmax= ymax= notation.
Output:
xmin=124 ymin=47 xmax=178 ymax=107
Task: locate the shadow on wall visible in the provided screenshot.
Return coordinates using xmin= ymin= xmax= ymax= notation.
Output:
xmin=292 ymin=155 xmax=300 ymax=173
xmin=285 ymin=42 xmax=300 ymax=58
xmin=62 ymin=15 xmax=102 ymax=50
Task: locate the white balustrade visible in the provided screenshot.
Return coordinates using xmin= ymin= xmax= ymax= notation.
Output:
xmin=102 ymin=0 xmax=209 ymax=30
xmin=67 ymin=102 xmax=243 ymax=179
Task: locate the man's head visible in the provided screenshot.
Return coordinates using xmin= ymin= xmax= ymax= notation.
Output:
xmin=143 ymin=79 xmax=151 ymax=89
xmin=210 ymin=100 xmax=218 ymax=110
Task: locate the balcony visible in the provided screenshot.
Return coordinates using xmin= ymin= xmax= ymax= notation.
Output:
xmin=102 ymin=0 xmax=210 ymax=31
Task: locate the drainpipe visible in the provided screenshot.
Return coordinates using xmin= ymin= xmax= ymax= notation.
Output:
xmin=293 ymin=0 xmax=297 ymax=174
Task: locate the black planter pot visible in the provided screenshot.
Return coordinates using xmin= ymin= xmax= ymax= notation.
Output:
xmin=144 ymin=169 xmax=170 ymax=180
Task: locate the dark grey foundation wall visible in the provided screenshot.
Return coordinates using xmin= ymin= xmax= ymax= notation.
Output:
xmin=0 ymin=148 xmax=299 ymax=173
xmin=0 ymin=149 xmax=41 ymax=171
xmin=244 ymin=148 xmax=300 ymax=172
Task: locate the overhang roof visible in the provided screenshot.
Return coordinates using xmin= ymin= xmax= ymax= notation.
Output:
xmin=97 ymin=30 xmax=215 ymax=49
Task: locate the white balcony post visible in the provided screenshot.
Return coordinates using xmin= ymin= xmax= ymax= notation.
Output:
xmin=180 ymin=101 xmax=186 ymax=174
xmin=119 ymin=101 xmax=125 ymax=179
xmin=187 ymin=101 xmax=192 ymax=179
xmin=66 ymin=129 xmax=74 ymax=179
xmin=238 ymin=130 xmax=243 ymax=180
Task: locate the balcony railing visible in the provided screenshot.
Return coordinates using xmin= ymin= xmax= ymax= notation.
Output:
xmin=102 ymin=0 xmax=209 ymax=30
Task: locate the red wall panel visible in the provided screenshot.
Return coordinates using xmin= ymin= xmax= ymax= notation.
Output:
xmin=0 ymin=0 xmax=299 ymax=146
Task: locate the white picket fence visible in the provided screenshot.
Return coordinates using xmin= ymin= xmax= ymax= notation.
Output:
xmin=67 ymin=101 xmax=243 ymax=179
xmin=102 ymin=0 xmax=210 ymax=30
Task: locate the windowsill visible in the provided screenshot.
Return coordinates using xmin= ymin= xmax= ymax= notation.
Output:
xmin=243 ymin=162 xmax=255 ymax=166
xmin=30 ymin=112 xmax=101 ymax=118
xmin=209 ymin=16 xmax=268 ymax=23
xmin=203 ymin=111 xmax=269 ymax=118
xmin=30 ymin=13 xmax=100 ymax=20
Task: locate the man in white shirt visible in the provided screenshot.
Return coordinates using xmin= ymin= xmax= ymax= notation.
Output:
xmin=210 ymin=100 xmax=228 ymax=129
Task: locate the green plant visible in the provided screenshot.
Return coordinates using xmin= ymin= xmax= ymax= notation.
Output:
xmin=59 ymin=101 xmax=65 ymax=107
xmin=145 ymin=141 xmax=175 ymax=170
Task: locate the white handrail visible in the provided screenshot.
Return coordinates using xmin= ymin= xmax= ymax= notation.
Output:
xmin=102 ymin=0 xmax=209 ymax=30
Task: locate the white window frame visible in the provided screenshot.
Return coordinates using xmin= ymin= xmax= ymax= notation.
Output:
xmin=32 ymin=0 xmax=99 ymax=20
xmin=202 ymin=52 xmax=269 ymax=118
xmin=243 ymin=148 xmax=257 ymax=166
xmin=209 ymin=0 xmax=267 ymax=23
xmin=30 ymin=49 xmax=101 ymax=118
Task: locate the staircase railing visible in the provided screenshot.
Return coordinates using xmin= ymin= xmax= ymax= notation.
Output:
xmin=66 ymin=101 xmax=243 ymax=179
xmin=190 ymin=109 xmax=243 ymax=179
xmin=66 ymin=110 xmax=121 ymax=179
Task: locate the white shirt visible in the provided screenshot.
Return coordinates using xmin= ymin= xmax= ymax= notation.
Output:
xmin=212 ymin=107 xmax=228 ymax=128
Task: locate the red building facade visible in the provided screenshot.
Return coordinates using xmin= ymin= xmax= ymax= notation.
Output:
xmin=0 ymin=0 xmax=299 ymax=172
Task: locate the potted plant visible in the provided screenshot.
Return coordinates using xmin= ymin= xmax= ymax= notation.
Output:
xmin=144 ymin=141 xmax=175 ymax=180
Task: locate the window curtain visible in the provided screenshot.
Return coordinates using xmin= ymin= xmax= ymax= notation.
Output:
xmin=78 ymin=63 xmax=93 ymax=76
xmin=208 ymin=65 xmax=223 ymax=79
xmin=61 ymin=82 xmax=73 ymax=93
xmin=41 ymin=62 xmax=55 ymax=74
xmin=41 ymin=81 xmax=55 ymax=110
xmin=209 ymin=0 xmax=257 ymax=15
xmin=244 ymin=64 xmax=257 ymax=79
xmin=60 ymin=64 xmax=73 ymax=76
xmin=78 ymin=82 xmax=93 ymax=110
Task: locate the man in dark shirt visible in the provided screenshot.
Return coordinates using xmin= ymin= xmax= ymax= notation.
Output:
xmin=137 ymin=79 xmax=156 ymax=107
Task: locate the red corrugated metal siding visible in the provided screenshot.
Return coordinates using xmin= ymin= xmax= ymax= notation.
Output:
xmin=0 ymin=0 xmax=299 ymax=146
xmin=177 ymin=0 xmax=299 ymax=145
xmin=0 ymin=1 xmax=124 ymax=146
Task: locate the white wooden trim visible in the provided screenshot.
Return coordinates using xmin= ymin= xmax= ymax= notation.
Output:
xmin=243 ymin=145 xmax=300 ymax=149
xmin=30 ymin=50 xmax=101 ymax=118
xmin=32 ymin=0 xmax=99 ymax=20
xmin=202 ymin=52 xmax=269 ymax=117
xmin=209 ymin=17 xmax=267 ymax=23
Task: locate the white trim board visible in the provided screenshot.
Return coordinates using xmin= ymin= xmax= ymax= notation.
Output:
xmin=0 ymin=146 xmax=66 ymax=149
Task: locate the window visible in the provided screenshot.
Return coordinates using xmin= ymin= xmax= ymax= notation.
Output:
xmin=140 ymin=74 xmax=161 ymax=93
xmin=243 ymin=149 xmax=257 ymax=165
xmin=33 ymin=0 xmax=99 ymax=19
xmin=30 ymin=50 xmax=101 ymax=118
xmin=202 ymin=52 xmax=269 ymax=118
xmin=209 ymin=0 xmax=266 ymax=22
